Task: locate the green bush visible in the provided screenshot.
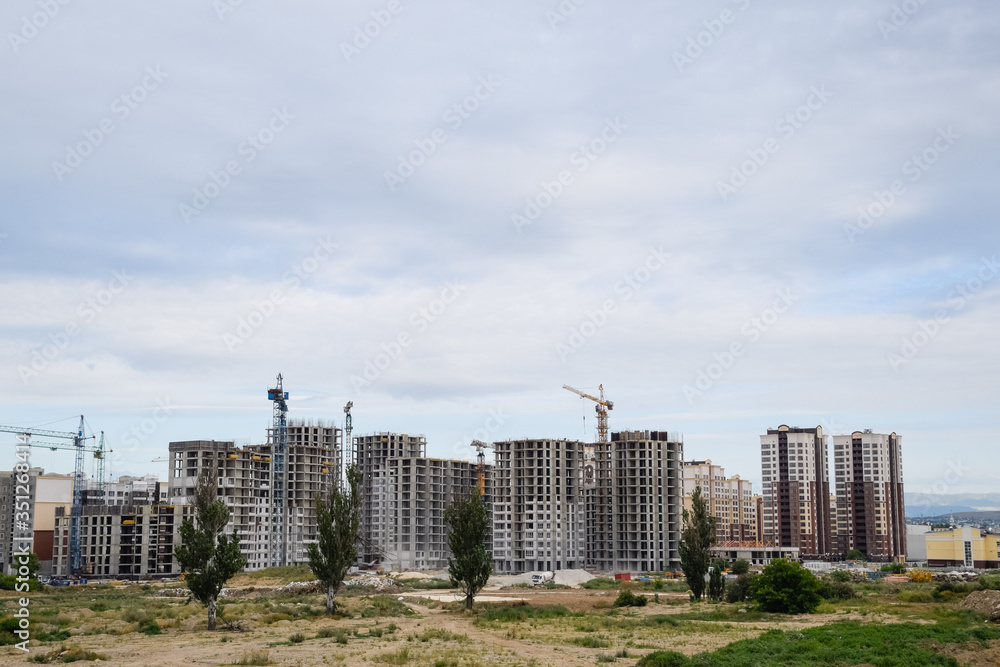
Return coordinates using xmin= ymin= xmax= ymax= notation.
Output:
xmin=0 ymin=575 xmax=42 ymax=591
xmin=830 ymin=570 xmax=852 ymax=583
xmin=289 ymin=632 xmax=305 ymax=643
xmin=707 ymin=559 xmax=726 ymax=602
xmin=724 ymin=573 xmax=756 ymax=603
xmin=138 ymin=618 xmax=161 ymax=636
xmin=0 ymin=616 xmax=20 ymax=646
xmin=613 ymin=589 xmax=647 ymax=607
xmin=979 ymin=576 xmax=1000 ymax=591
xmin=881 ymin=562 xmax=906 ymax=574
xmin=581 ymin=578 xmax=618 ymax=590
xmin=751 ymin=559 xmax=823 ymax=614
xmin=730 ymin=559 xmax=750 ymax=576
xmin=897 ymin=590 xmax=935 ymax=603
xmin=818 ymin=580 xmax=856 ymax=601
xmin=933 ymin=581 xmax=974 ymax=600
xmin=636 ymin=651 xmax=688 ymax=667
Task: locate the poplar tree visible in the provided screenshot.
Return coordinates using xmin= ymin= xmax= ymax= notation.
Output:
xmin=679 ymin=485 xmax=716 ymax=601
xmin=445 ymin=489 xmax=492 ymax=610
xmin=174 ymin=467 xmax=247 ymax=630
xmin=308 ymin=465 xmax=363 ymax=615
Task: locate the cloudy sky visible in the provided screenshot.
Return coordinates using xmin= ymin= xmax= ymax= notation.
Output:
xmin=1 ymin=1 xmax=997 ymax=497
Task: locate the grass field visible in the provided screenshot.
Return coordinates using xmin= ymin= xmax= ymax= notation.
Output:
xmin=1 ymin=573 xmax=997 ymax=666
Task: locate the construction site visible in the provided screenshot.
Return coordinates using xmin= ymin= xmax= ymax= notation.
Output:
xmin=1 ymin=377 xmax=775 ymax=581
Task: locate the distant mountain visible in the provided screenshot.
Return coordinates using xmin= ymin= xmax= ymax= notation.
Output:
xmin=906 ymin=511 xmax=1000 ymax=525
xmin=905 ymin=493 xmax=1000 ymax=517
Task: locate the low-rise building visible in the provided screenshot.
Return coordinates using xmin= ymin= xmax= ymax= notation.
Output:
xmin=926 ymin=526 xmax=999 ymax=569
xmin=711 ymin=545 xmax=799 ymax=566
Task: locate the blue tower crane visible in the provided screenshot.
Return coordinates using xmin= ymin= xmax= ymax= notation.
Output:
xmin=267 ymin=375 xmax=289 ymax=568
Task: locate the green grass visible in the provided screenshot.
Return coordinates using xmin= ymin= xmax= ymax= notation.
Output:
xmin=582 ymin=578 xmax=619 ymax=590
xmin=413 ymin=628 xmax=467 ymax=642
xmin=476 ymin=603 xmax=581 ymax=623
xmin=237 ymin=565 xmax=314 ymax=583
xmin=662 ymin=607 xmax=786 ymax=623
xmin=230 ymin=650 xmax=273 ymax=666
xmin=375 ymin=647 xmax=412 ymax=665
xmin=27 ymin=645 xmax=107 ymax=663
xmin=360 ymin=594 xmax=418 ymax=618
xmin=636 ymin=620 xmax=1000 ymax=666
xmin=401 ymin=578 xmax=454 ymax=590
xmin=573 ymin=635 xmax=612 ymax=648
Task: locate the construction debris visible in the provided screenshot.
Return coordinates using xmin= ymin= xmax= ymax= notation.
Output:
xmin=344 ymin=574 xmax=397 ymax=591
xmin=960 ymin=590 xmax=1000 ymax=622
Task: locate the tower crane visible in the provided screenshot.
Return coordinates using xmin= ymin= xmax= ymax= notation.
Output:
xmin=562 ymin=384 xmax=614 ymax=443
xmin=267 ymin=374 xmax=289 ymax=568
xmin=340 ymin=400 xmax=353 ymax=489
xmin=470 ymin=440 xmax=493 ymax=501
xmin=0 ymin=416 xmax=100 ymax=574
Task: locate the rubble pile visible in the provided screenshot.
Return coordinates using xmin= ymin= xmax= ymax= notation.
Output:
xmin=345 ymin=574 xmax=397 ymax=591
xmin=960 ymin=589 xmax=1000 ymax=623
xmin=933 ymin=571 xmax=980 ymax=582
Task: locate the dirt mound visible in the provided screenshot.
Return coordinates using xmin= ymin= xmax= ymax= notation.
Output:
xmin=553 ymin=569 xmax=595 ymax=588
xmin=960 ymin=589 xmax=1000 ymax=621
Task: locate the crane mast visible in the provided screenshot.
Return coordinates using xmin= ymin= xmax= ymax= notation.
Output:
xmin=341 ymin=401 xmax=353 ymax=490
xmin=0 ymin=416 xmax=97 ymax=575
xmin=470 ymin=440 xmax=493 ymax=501
xmin=562 ymin=384 xmax=614 ymax=443
xmin=267 ymin=374 xmax=289 ymax=568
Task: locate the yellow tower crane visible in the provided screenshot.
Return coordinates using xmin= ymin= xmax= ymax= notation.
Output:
xmin=562 ymin=384 xmax=614 ymax=443
xmin=470 ymin=439 xmax=493 ymax=500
